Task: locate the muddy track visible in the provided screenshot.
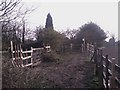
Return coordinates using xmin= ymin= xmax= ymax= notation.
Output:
xmin=28 ymin=52 xmax=96 ymax=88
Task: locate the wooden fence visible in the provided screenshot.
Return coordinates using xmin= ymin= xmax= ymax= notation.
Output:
xmin=87 ymin=43 xmax=120 ymax=89
xmin=10 ymin=41 xmax=51 ymax=67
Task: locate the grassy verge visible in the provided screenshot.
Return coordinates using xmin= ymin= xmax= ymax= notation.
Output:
xmin=83 ymin=58 xmax=100 ymax=88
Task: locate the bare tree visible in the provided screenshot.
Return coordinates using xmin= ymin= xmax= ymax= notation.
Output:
xmin=0 ymin=0 xmax=21 ymax=22
xmin=1 ymin=0 xmax=36 ymax=44
xmin=63 ymin=28 xmax=79 ymax=39
xmin=0 ymin=0 xmax=34 ymax=23
xmin=0 ymin=0 xmax=36 ymax=31
xmin=22 ymin=20 xmax=25 ymax=44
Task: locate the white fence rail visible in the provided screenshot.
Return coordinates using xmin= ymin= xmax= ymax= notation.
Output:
xmin=10 ymin=41 xmax=51 ymax=67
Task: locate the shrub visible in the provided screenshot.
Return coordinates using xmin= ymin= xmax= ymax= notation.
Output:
xmin=41 ymin=51 xmax=61 ymax=62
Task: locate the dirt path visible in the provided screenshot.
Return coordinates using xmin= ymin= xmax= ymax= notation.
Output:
xmin=27 ymin=52 xmax=97 ymax=88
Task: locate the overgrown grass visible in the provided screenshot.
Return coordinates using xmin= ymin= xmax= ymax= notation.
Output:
xmin=2 ymin=51 xmax=63 ymax=88
xmin=2 ymin=51 xmax=101 ymax=88
xmin=83 ymin=56 xmax=100 ymax=88
xmin=2 ymin=52 xmax=32 ymax=88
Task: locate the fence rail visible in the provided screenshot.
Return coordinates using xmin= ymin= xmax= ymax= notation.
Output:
xmin=87 ymin=43 xmax=120 ymax=89
xmin=10 ymin=41 xmax=51 ymax=68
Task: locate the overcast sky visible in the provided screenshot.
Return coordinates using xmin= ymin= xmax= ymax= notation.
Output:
xmin=22 ymin=1 xmax=118 ymax=41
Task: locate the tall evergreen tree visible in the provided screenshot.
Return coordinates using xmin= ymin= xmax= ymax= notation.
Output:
xmin=45 ymin=13 xmax=53 ymax=29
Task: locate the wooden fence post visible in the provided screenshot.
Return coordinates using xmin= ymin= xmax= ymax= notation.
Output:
xmin=20 ymin=44 xmax=23 ymax=67
xmin=94 ymin=44 xmax=98 ymax=76
xmin=99 ymin=50 xmax=104 ymax=87
xmin=87 ymin=43 xmax=89 ymax=54
xmin=82 ymin=38 xmax=85 ymax=51
xmin=25 ymin=49 xmax=28 ymax=65
xmin=17 ymin=44 xmax=20 ymax=67
xmin=110 ymin=58 xmax=116 ymax=89
xmin=105 ymin=55 xmax=109 ymax=89
xmin=31 ymin=47 xmax=33 ymax=64
xmin=91 ymin=43 xmax=93 ymax=58
xmin=93 ymin=43 xmax=96 ymax=62
xmin=88 ymin=43 xmax=90 ymax=58
xmin=14 ymin=44 xmax=17 ymax=67
xmin=70 ymin=43 xmax=73 ymax=53
xmin=81 ymin=44 xmax=83 ymax=53
xmin=10 ymin=41 xmax=15 ymax=67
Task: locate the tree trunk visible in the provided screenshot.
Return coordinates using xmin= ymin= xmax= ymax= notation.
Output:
xmin=22 ymin=22 xmax=25 ymax=44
